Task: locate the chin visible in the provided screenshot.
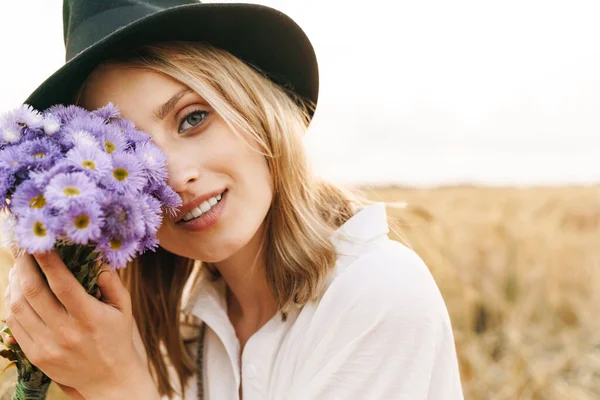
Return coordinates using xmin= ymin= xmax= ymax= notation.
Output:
xmin=195 ymin=242 xmax=243 ymax=264
xmin=158 ymin=241 xmax=235 ymax=263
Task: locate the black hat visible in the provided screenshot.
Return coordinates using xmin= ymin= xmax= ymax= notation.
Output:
xmin=25 ymin=0 xmax=319 ymax=115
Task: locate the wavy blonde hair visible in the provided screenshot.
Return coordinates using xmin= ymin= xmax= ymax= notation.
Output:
xmin=87 ymin=42 xmax=367 ymax=397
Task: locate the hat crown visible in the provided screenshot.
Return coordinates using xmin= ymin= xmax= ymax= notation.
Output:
xmin=63 ymin=0 xmax=199 ymax=60
xmin=27 ymin=1 xmax=318 ymax=114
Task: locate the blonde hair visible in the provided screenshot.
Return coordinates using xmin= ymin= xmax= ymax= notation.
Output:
xmin=88 ymin=42 xmax=367 ymax=397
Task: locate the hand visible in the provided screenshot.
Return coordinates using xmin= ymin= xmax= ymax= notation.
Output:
xmin=3 ymin=251 xmax=159 ymax=399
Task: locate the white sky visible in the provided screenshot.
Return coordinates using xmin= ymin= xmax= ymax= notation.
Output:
xmin=2 ymin=0 xmax=600 ymax=187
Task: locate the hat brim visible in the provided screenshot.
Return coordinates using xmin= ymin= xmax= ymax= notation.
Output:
xmin=25 ymin=3 xmax=319 ymax=114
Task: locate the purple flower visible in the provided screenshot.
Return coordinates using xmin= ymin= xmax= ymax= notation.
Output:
xmin=16 ymin=137 xmax=61 ymax=170
xmin=11 ymin=181 xmax=46 ymax=213
xmin=115 ymin=119 xmax=151 ymax=145
xmin=92 ymin=102 xmax=120 ymax=122
xmin=29 ymin=162 xmax=74 ymax=188
xmin=60 ymin=201 xmax=103 ymax=244
xmin=9 ymin=105 xmax=45 ymax=131
xmin=101 ymin=193 xmax=145 ymax=240
xmin=44 ymin=172 xmax=99 ymax=210
xmin=0 ymin=147 xmax=27 ymax=187
xmin=0 ymin=102 xmax=181 ymax=270
xmin=45 ymin=105 xmax=87 ymax=124
xmin=66 ymin=115 xmax=108 ymax=138
xmin=140 ymin=194 xmax=162 ymax=236
xmin=20 ymin=127 xmax=45 ymax=142
xmin=60 ymin=127 xmax=101 ymax=151
xmin=138 ymin=234 xmax=159 ymax=253
xmin=0 ymin=146 xmax=21 ymax=168
xmin=103 ymin=152 xmax=146 ymax=194
xmin=0 ymin=166 xmax=16 ymax=210
xmin=15 ymin=208 xmax=57 ymax=253
xmin=42 ymin=114 xmax=61 ymax=136
xmin=99 ymin=124 xmax=130 ymax=154
xmin=153 ymin=184 xmax=182 ymax=216
xmin=96 ymin=233 xmax=138 ymax=269
xmin=0 ymin=120 xmax=23 ymax=145
xmin=135 ymin=142 xmax=168 ymax=185
xmin=137 ymin=194 xmax=163 ymax=252
xmin=64 ymin=145 xmax=112 ymax=181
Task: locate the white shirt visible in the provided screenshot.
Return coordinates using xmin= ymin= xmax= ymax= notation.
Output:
xmin=171 ymin=202 xmax=464 ymax=399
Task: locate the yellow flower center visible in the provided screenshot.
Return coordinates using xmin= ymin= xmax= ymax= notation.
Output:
xmin=82 ymin=160 xmax=96 ymax=170
xmin=74 ymin=215 xmax=90 ymax=229
xmin=33 ymin=152 xmax=45 ymax=159
xmin=29 ymin=195 xmax=46 ymax=209
xmin=33 ymin=222 xmax=46 ymax=237
xmin=109 ymin=238 xmax=122 ymax=250
xmin=113 ymin=168 xmax=129 ymax=182
xmin=105 ymin=141 xmax=116 ymax=153
xmin=63 ymin=187 xmax=81 ymax=197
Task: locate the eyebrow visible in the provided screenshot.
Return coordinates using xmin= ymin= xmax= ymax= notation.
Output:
xmin=154 ymin=88 xmax=194 ymax=120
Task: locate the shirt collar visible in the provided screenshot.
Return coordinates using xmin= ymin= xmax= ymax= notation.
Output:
xmin=334 ymin=201 xmax=389 ymax=244
xmin=182 ymin=201 xmax=389 ymax=322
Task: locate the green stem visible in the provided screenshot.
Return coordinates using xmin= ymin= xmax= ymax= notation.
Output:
xmin=13 ymin=377 xmax=51 ymax=400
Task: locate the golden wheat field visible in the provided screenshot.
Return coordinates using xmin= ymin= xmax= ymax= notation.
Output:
xmin=0 ymin=185 xmax=599 ymax=399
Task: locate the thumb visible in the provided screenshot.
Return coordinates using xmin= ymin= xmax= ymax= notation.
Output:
xmin=96 ymin=268 xmax=129 ymax=311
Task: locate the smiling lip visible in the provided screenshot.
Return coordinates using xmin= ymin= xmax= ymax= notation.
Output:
xmin=175 ymin=189 xmax=226 ymax=223
xmin=176 ymin=190 xmax=227 ymax=231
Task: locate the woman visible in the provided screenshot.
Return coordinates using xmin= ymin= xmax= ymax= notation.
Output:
xmin=4 ymin=1 xmax=464 ymax=399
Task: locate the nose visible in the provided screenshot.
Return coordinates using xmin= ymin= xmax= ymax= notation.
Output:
xmin=164 ymin=149 xmax=199 ymax=194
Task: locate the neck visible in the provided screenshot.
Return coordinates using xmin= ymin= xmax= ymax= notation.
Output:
xmin=215 ymin=224 xmax=278 ymax=326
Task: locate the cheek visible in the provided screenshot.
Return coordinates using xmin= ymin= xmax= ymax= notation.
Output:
xmin=231 ymin=156 xmax=273 ymax=235
xmin=153 ymin=129 xmax=274 ymax=261
xmin=233 ymin=148 xmax=273 ymax=209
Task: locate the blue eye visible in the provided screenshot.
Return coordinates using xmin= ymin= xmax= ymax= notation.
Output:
xmin=178 ymin=110 xmax=209 ymax=133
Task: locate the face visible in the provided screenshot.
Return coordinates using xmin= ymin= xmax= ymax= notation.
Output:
xmin=79 ymin=65 xmax=274 ymax=263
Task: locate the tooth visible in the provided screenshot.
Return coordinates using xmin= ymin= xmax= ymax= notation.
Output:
xmin=208 ymin=197 xmax=217 ymax=206
xmin=200 ymin=201 xmax=211 ymax=212
xmin=216 ymin=194 xmax=222 ymax=200
xmin=191 ymin=207 xmax=202 ymax=218
xmin=184 ymin=211 xmax=194 ymax=221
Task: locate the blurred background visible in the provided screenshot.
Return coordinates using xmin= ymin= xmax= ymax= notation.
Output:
xmin=2 ymin=0 xmax=600 ymax=399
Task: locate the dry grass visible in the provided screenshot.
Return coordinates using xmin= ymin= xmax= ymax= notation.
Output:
xmin=0 ymin=185 xmax=599 ymax=399
xmin=364 ymin=185 xmax=600 ymax=400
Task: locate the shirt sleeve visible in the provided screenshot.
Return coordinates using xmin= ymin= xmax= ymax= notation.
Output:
xmin=288 ymin=241 xmax=464 ymax=400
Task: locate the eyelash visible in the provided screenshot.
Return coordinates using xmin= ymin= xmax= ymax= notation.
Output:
xmin=178 ymin=109 xmax=209 ymax=133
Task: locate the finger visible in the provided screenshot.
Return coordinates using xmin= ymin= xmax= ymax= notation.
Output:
xmin=96 ymin=268 xmax=130 ymax=312
xmin=4 ymin=265 xmax=13 ymax=309
xmin=15 ymin=254 xmax=66 ymax=324
xmin=5 ymin=311 xmax=34 ymax=351
xmin=32 ymin=251 xmax=90 ymax=318
xmin=9 ymin=264 xmax=48 ymax=341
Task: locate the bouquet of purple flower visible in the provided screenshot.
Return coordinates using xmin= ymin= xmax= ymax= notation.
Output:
xmin=0 ymin=103 xmax=181 ymax=399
